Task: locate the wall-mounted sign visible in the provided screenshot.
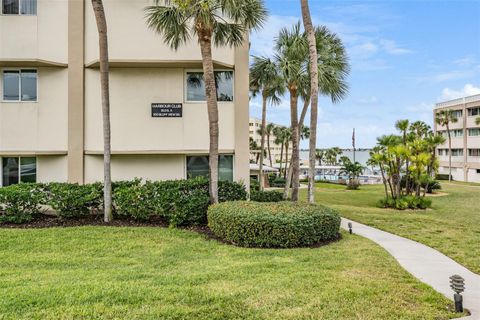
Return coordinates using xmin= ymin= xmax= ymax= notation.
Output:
xmin=151 ymin=103 xmax=182 ymax=118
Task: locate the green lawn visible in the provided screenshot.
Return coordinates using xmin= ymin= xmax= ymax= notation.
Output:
xmin=0 ymin=227 xmax=460 ymax=319
xmin=300 ymin=181 xmax=480 ymax=274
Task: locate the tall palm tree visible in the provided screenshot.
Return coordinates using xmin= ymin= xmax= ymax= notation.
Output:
xmin=435 ymin=109 xmax=458 ymax=182
xmin=265 ymin=123 xmax=276 ymax=167
xmin=275 ymin=23 xmax=308 ymax=201
xmin=91 ymin=0 xmax=112 ymax=222
xmin=250 ymin=56 xmax=284 ymax=190
xmin=283 ymin=128 xmax=292 ymax=179
xmin=300 ymin=0 xmax=318 ymax=203
xmin=146 ymin=0 xmax=267 ymax=203
xmin=315 ymin=149 xmax=324 ymax=166
xmin=273 ymin=126 xmax=285 ymax=174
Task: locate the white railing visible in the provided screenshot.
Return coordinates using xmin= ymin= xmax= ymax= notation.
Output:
xmin=436 ymin=94 xmax=480 ymax=109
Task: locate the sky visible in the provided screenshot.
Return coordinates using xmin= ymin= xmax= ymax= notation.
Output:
xmin=248 ymin=0 xmax=480 ymax=148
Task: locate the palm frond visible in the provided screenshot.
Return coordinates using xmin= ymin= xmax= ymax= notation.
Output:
xmin=145 ymin=5 xmax=191 ymax=50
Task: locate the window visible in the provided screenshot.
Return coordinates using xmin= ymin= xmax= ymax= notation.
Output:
xmin=2 ymin=0 xmax=36 ymax=15
xmin=438 ymin=149 xmax=447 ymax=156
xmin=468 ymin=128 xmax=480 ymax=136
xmin=186 ymin=71 xmax=233 ymax=102
xmin=468 ymin=149 xmax=480 ymax=157
xmin=452 ymin=110 xmax=463 ymax=118
xmin=451 ymin=149 xmax=463 ymax=157
xmin=438 ymin=129 xmax=463 ymax=138
xmin=3 ymin=70 xmax=37 ymax=101
xmin=2 ymin=157 xmax=36 ymax=187
xmin=468 ymin=107 xmax=480 ymax=117
xmin=186 ymin=155 xmax=233 ymax=181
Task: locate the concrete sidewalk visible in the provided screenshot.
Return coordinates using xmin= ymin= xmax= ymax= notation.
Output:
xmin=341 ymin=218 xmax=480 ymax=319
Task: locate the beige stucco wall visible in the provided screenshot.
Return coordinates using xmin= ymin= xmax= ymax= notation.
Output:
xmin=0 ymin=67 xmax=68 ymax=152
xmin=84 ymin=154 xmax=186 ymax=183
xmin=37 ymin=155 xmax=68 ymax=183
xmin=83 ymin=0 xmax=234 ymax=66
xmin=0 ymin=1 xmax=68 ymax=64
xmin=84 ymin=67 xmax=235 ymax=153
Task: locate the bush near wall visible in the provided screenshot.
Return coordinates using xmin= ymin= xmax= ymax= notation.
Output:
xmin=208 ymin=201 xmax=341 ymax=248
xmin=250 ymin=190 xmax=283 ymax=202
xmin=113 ymin=177 xmax=247 ymax=226
xmin=0 ymin=183 xmax=46 ymax=223
xmin=0 ymin=178 xmax=247 ymax=226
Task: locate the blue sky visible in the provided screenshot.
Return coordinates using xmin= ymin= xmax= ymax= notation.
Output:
xmin=248 ymin=0 xmax=480 ymax=148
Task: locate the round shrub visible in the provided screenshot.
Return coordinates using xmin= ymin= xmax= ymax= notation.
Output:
xmin=208 ymin=201 xmax=341 ymax=248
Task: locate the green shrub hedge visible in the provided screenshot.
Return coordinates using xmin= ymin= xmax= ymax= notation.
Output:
xmin=377 ymin=196 xmax=432 ymax=210
xmin=207 ymin=201 xmax=341 ymax=248
xmin=0 ymin=178 xmax=247 ymax=226
xmin=0 ymin=183 xmax=45 ymax=223
xmin=113 ymin=177 xmax=247 ymax=226
xmin=250 ymin=190 xmax=283 ymax=202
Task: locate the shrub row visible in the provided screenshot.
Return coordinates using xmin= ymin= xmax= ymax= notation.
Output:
xmin=207 ymin=201 xmax=341 ymax=248
xmin=377 ymin=196 xmax=432 ymax=210
xmin=0 ymin=177 xmax=247 ymax=226
xmin=250 ymin=190 xmax=283 ymax=202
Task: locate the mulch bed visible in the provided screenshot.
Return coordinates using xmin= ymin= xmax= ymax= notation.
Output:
xmin=0 ymin=215 xmax=168 ymax=229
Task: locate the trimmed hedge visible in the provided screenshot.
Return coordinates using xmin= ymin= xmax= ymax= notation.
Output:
xmin=208 ymin=201 xmax=341 ymax=248
xmin=250 ymin=190 xmax=283 ymax=202
xmin=113 ymin=177 xmax=247 ymax=226
xmin=0 ymin=178 xmax=247 ymax=226
xmin=0 ymin=183 xmax=45 ymax=223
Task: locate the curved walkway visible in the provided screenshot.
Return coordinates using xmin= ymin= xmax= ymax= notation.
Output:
xmin=340 ymin=218 xmax=480 ymax=319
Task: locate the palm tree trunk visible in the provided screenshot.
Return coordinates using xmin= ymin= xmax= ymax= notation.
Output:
xmin=267 ymin=132 xmax=273 ymax=167
xmin=259 ymin=94 xmax=267 ymax=191
xmin=284 ymin=141 xmax=289 ymax=179
xmin=284 ymin=97 xmax=309 ymax=199
xmin=92 ymin=0 xmax=112 ymax=223
xmin=379 ymin=164 xmax=388 ymax=199
xmin=301 ymin=0 xmax=319 ymax=204
xmin=290 ymin=88 xmax=300 ymax=201
xmin=279 ymin=141 xmax=284 ymax=176
xmin=447 ymin=124 xmax=452 ymax=182
xmin=197 ymin=27 xmax=219 ymax=204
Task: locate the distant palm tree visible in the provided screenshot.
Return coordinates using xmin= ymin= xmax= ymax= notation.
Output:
xmin=250 ymin=56 xmax=284 ymax=190
xmin=91 ymin=0 xmax=112 ymax=222
xmin=395 ymin=119 xmax=409 ymax=194
xmin=300 ymin=126 xmax=310 ymax=140
xmin=435 ymin=109 xmax=458 ymax=182
xmin=145 ymin=0 xmax=267 ymax=203
xmin=283 ymin=128 xmax=292 ymax=179
xmin=265 ymin=123 xmax=276 ymax=167
xmin=273 ymin=126 xmax=286 ymax=175
xmin=315 ymin=149 xmax=325 ymax=166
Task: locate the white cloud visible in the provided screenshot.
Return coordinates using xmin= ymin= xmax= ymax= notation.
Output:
xmin=379 ymin=39 xmax=412 ymax=55
xmin=439 ymin=84 xmax=480 ymax=101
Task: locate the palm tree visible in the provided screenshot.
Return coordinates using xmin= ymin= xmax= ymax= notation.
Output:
xmin=145 ymin=0 xmax=267 ymax=203
xmin=300 ymin=0 xmax=318 ymax=203
xmin=339 ymin=158 xmax=364 ymax=190
xmin=368 ymin=146 xmax=389 ymax=198
xmin=435 ymin=109 xmax=458 ymax=182
xmin=283 ymin=127 xmax=292 ymax=179
xmin=395 ymin=119 xmax=410 ymax=194
xmin=250 ymin=56 xmax=284 ymax=190
xmin=91 ymin=0 xmax=112 ymax=222
xmin=300 ymin=126 xmax=310 ymax=140
xmin=315 ymin=149 xmax=325 ymax=166
xmin=309 ymin=25 xmax=349 ymax=201
xmin=273 ymin=126 xmax=285 ymax=174
xmin=275 ymin=23 xmax=308 ymax=201
xmin=265 ymin=123 xmax=276 ymax=167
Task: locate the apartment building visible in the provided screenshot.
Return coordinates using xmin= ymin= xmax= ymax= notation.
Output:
xmin=434 ymin=94 xmax=480 ymax=182
xmin=249 ymin=117 xmax=290 ymax=165
xmin=0 ymin=0 xmax=249 ymax=187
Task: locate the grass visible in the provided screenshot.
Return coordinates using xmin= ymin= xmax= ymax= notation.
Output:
xmin=0 ymin=226 xmax=460 ymax=319
xmin=300 ymin=181 xmax=480 ymax=274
